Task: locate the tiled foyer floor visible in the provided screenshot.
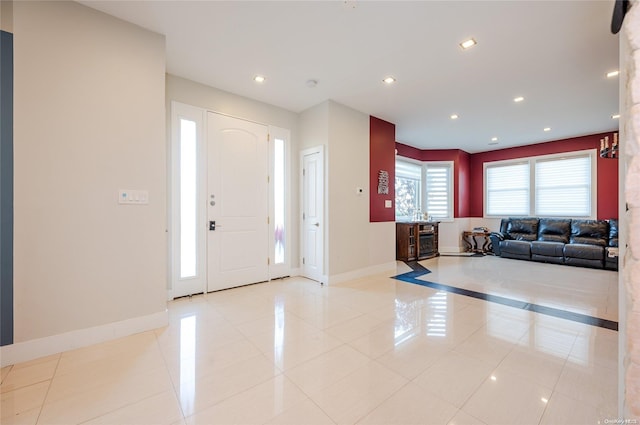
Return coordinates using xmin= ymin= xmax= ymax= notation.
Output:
xmin=1 ymin=256 xmax=619 ymax=424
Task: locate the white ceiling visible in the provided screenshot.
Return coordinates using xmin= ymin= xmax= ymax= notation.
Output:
xmin=79 ymin=0 xmax=620 ymax=153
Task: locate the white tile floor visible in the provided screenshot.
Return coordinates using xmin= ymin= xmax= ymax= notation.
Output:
xmin=1 ymin=256 xmax=619 ymax=424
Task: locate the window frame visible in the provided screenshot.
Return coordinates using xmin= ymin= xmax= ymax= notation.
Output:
xmin=483 ymin=149 xmax=597 ymax=219
xmin=395 ymin=157 xmax=455 ymax=222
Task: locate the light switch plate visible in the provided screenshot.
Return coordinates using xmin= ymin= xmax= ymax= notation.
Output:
xmin=119 ymin=189 xmax=149 ymax=205
xmin=385 ymin=200 xmax=392 ymax=208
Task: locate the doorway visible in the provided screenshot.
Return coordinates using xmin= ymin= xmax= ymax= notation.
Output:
xmin=300 ymin=146 xmax=325 ymax=283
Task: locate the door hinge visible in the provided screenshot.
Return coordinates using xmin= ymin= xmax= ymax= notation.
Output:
xmin=303 ymin=212 xmax=306 ymax=220
xmin=268 ymin=257 xmax=270 ymax=265
xmin=302 ymin=257 xmax=305 ymax=265
xmin=267 ymin=216 xmax=270 ymax=224
xmin=267 ymin=133 xmax=270 ymax=142
xmin=267 ymin=175 xmax=270 ymax=183
xmin=303 ymin=168 xmax=306 ymax=176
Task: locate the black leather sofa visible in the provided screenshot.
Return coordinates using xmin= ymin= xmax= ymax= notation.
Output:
xmin=489 ymin=217 xmax=618 ymax=270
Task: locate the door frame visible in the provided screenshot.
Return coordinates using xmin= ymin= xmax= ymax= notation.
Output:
xmin=268 ymin=126 xmax=292 ymax=279
xmin=170 ymin=101 xmax=208 ymax=299
xmin=170 ymin=103 xmax=293 ymax=298
xmin=300 ymin=146 xmax=325 ymax=283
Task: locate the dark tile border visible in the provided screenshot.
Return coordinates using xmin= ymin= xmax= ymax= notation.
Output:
xmin=394 ymin=260 xmax=618 ymax=331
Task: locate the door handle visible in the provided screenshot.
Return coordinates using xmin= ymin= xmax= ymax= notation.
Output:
xmin=314 ymin=223 xmax=320 ymax=227
xmin=209 ymin=221 xmax=216 ymax=231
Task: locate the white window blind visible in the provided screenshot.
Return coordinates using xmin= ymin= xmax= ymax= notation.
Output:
xmin=425 ymin=165 xmax=452 ymax=219
xmin=396 ymin=160 xmax=422 ymax=180
xmin=486 ymin=162 xmax=529 ymax=216
xmin=535 ymin=155 xmax=591 ymax=216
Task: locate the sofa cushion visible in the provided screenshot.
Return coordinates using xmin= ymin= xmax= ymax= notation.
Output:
xmin=500 ymin=239 xmax=531 ymax=261
xmin=531 ymin=241 xmax=565 ymax=257
xmin=570 ymin=220 xmax=608 ymax=246
xmin=563 ymin=243 xmax=604 ymax=260
xmin=608 ymin=219 xmax=618 ymax=247
xmin=537 ymin=218 xmax=571 ymax=243
xmin=505 ymin=218 xmax=539 ymax=241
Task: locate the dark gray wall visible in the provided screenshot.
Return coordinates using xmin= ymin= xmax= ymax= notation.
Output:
xmin=1 ymin=29 xmax=14 ymax=346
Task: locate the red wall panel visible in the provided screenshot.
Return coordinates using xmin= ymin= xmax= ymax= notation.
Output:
xmin=468 ymin=132 xmax=618 ymax=219
xmin=370 ymin=116 xmax=396 ymax=222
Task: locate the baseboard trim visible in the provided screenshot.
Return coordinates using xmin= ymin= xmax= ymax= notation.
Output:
xmin=327 ymin=261 xmax=397 ymax=285
xmin=440 ymin=246 xmax=465 ymax=254
xmin=0 ymin=310 xmax=168 ymax=367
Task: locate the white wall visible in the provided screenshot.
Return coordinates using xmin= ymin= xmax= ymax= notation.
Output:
xmin=327 ymin=101 xmax=372 ymax=276
xmin=8 ymin=1 xmax=167 ymax=354
xmin=298 ymin=100 xmax=395 ymax=282
xmin=165 ymin=75 xmax=301 ymax=276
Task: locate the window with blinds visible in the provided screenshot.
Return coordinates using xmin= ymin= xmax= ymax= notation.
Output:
xmin=425 ymin=164 xmax=452 ymax=219
xmin=486 ymin=162 xmax=529 ymax=216
xmin=484 ymin=151 xmax=595 ymax=217
xmin=395 ymin=160 xmax=422 ymax=220
xmin=395 ymin=159 xmax=453 ymax=220
xmin=535 ymin=155 xmax=591 ymax=216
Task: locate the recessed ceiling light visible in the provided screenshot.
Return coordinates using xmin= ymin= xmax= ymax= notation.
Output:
xmin=306 ymin=79 xmax=318 ymax=88
xmin=612 ymin=114 xmax=620 ymax=119
xmin=543 ymin=127 xmax=551 ymax=132
xmin=459 ymin=38 xmax=477 ymax=50
xmin=253 ymin=75 xmax=266 ymax=83
xmin=450 ymin=114 xmax=459 ymax=120
xmin=491 ymin=137 xmax=498 ymax=142
xmin=606 ymin=70 xmax=619 ymax=78
xmin=513 ymin=96 xmax=524 ymax=103
xmin=383 ymin=76 xmax=396 ymax=84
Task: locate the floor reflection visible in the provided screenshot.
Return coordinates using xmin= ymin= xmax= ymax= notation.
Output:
xmin=273 ymin=296 xmax=285 ymax=364
xmin=179 ymin=315 xmax=196 ymax=414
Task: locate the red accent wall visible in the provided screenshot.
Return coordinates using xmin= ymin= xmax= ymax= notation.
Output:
xmin=370 ymin=116 xmax=396 ymax=222
xmin=468 ymin=132 xmax=618 ymax=219
xmin=395 ymin=144 xmax=470 ymax=218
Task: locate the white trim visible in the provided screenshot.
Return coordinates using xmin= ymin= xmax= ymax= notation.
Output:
xmin=268 ymin=126 xmax=291 ymax=279
xmin=326 ymin=261 xmax=397 ymax=285
xmin=0 ymin=311 xmax=168 ymax=367
xmin=300 ymin=146 xmax=325 ymax=283
xmin=439 ymin=245 xmax=465 ymax=253
xmin=170 ymin=101 xmax=207 ymax=298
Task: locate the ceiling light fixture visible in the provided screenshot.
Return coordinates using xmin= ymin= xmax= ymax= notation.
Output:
xmin=306 ymin=79 xmax=318 ymax=88
xmin=612 ymin=114 xmax=620 ymax=119
xmin=606 ymin=70 xmax=619 ymax=78
xmin=513 ymin=96 xmax=524 ymax=103
xmin=459 ymin=38 xmax=477 ymax=50
xmin=383 ymin=76 xmax=396 ymax=84
xmin=491 ymin=137 xmax=498 ymax=141
xmin=450 ymin=114 xmax=459 ymax=120
xmin=543 ymin=127 xmax=551 ymax=132
xmin=253 ymin=75 xmax=266 ymax=83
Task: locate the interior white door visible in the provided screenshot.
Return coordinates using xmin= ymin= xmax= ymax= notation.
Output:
xmin=301 ymin=147 xmax=324 ymax=282
xmin=207 ymin=113 xmax=269 ymax=291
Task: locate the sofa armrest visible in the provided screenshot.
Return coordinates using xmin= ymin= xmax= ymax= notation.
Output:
xmin=489 ymin=232 xmax=504 ymax=255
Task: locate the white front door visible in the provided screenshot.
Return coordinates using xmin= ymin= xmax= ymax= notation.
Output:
xmin=207 ymin=113 xmax=269 ymax=291
xmin=301 ymin=147 xmax=324 ymax=283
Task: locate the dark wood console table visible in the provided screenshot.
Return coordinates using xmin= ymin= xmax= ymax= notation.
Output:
xmin=462 ymin=230 xmax=492 ymax=253
xmin=396 ymin=222 xmax=439 ymax=261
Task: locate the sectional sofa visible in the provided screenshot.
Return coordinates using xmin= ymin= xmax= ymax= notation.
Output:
xmin=489 ymin=217 xmax=618 ymax=270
